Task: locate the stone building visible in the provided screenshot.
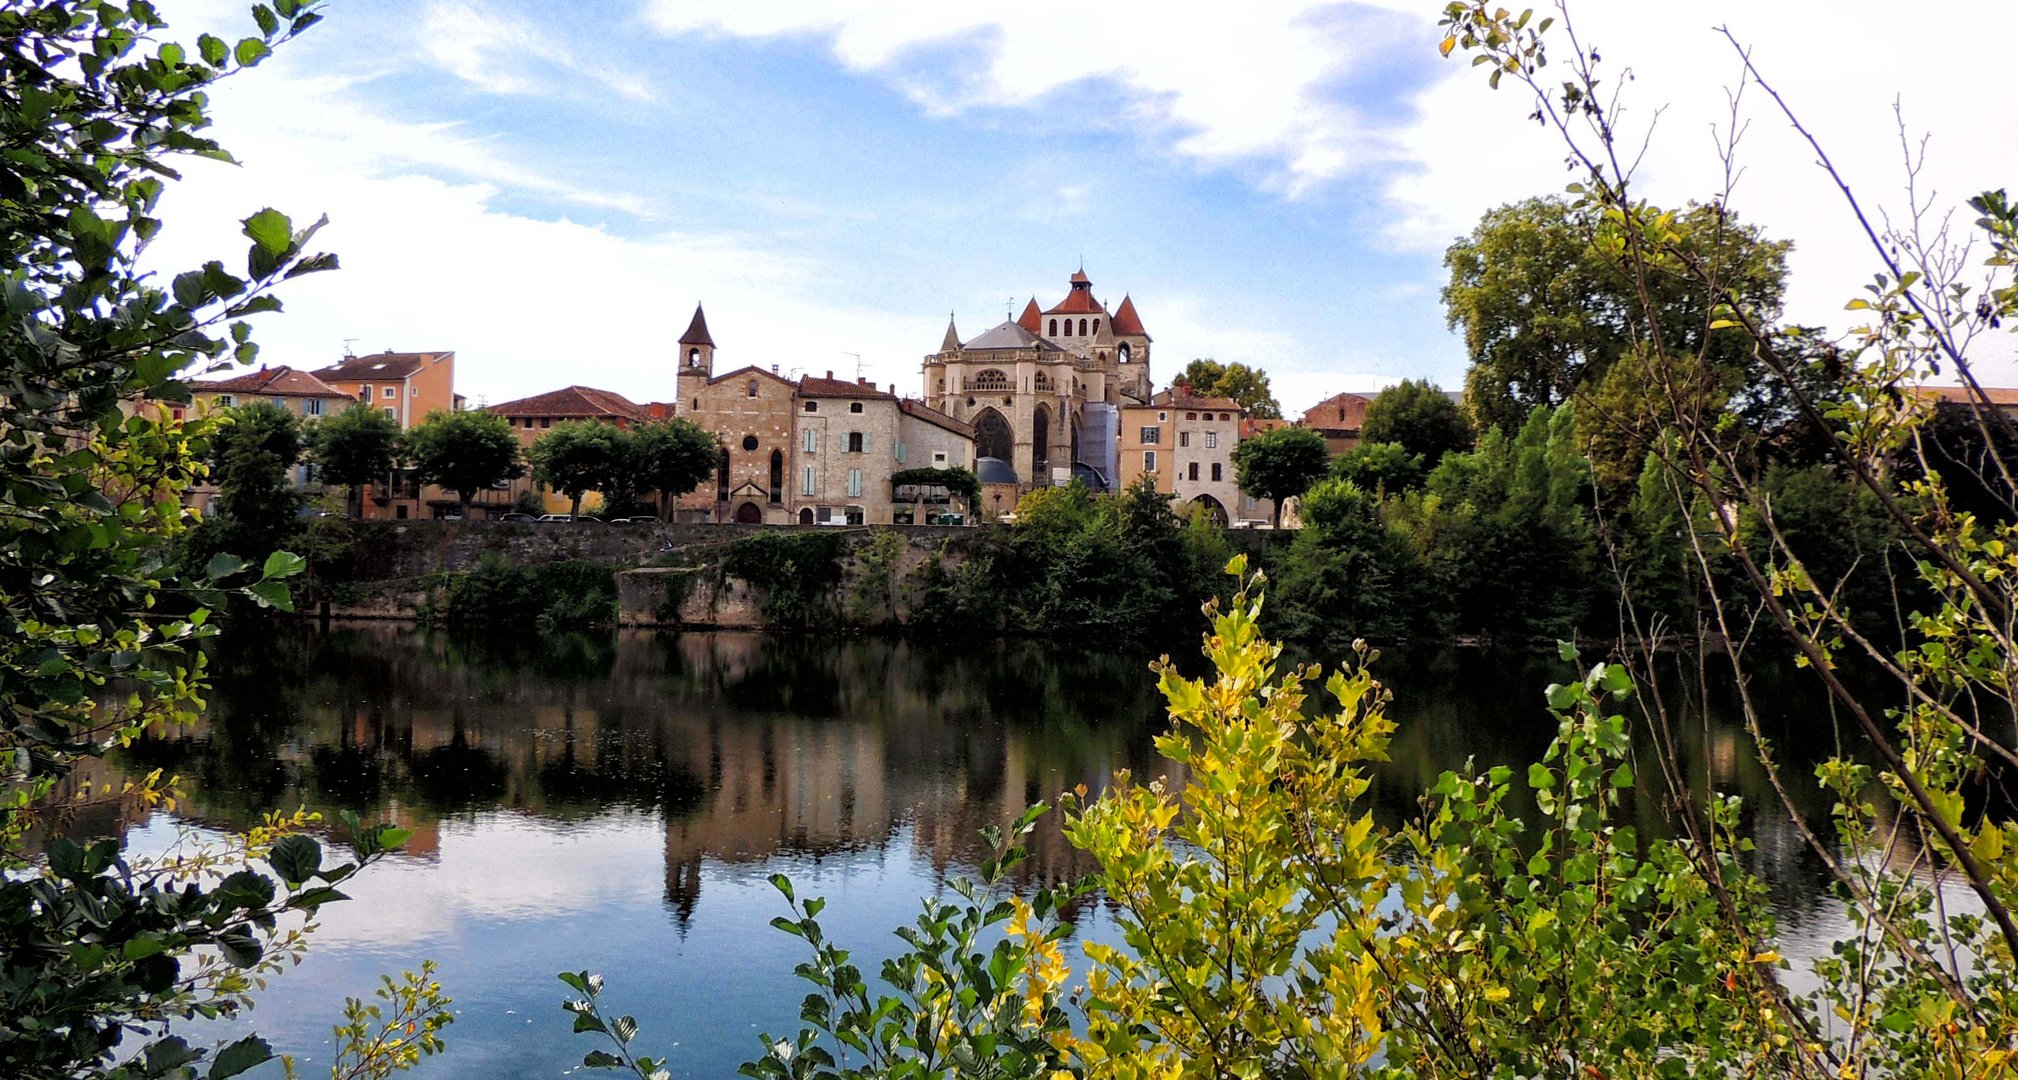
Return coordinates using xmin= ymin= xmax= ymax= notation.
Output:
xmin=922 ymin=269 xmax=1153 ymax=493
xmin=1119 ymin=390 xmax=1246 ymax=524
xmin=1300 ymin=391 xmax=1375 ymax=455
xmin=674 ymin=305 xmax=976 ymax=524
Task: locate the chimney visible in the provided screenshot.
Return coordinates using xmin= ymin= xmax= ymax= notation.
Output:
xmin=825 ymin=370 xmax=833 ymax=380
xmin=771 ymin=364 xmax=779 ymax=374
xmin=857 ymin=376 xmax=868 ymax=386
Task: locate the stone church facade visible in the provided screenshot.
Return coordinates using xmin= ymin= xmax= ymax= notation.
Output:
xmin=922 ymin=269 xmax=1152 ymax=491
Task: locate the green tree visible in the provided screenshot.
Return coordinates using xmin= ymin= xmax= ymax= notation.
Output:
xmin=1329 ymin=439 xmax=1426 ymax=494
xmin=1231 ymin=424 xmax=1329 ymax=527
xmin=201 ymin=401 xmax=306 ymax=567
xmin=1359 ymin=377 xmax=1472 ymax=465
xmin=0 ymin=3 xmax=431 ymax=1077
xmin=406 ymin=409 xmax=523 ymax=513
xmin=1444 ymin=195 xmax=1789 ymax=432
xmin=313 ymin=403 xmax=402 ymax=518
xmin=528 ymin=420 xmax=622 ymax=520
xmin=621 ymin=418 xmax=718 ymax=517
xmin=1176 ymin=358 xmax=1281 ymax=418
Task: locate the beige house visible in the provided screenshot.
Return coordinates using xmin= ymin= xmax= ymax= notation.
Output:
xmin=674 ymin=306 xmax=804 ymax=524
xmin=309 ymin=350 xmax=464 ymax=519
xmin=488 ymin=385 xmax=670 ymax=516
xmin=922 ymin=268 xmax=1152 ymax=493
xmin=1118 ymin=390 xmax=1245 ymax=525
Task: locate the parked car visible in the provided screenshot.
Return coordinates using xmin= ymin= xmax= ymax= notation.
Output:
xmin=536 ymin=514 xmax=570 ymax=522
xmin=613 ymin=515 xmax=659 ymax=526
xmin=496 ymin=512 xmax=535 ymax=523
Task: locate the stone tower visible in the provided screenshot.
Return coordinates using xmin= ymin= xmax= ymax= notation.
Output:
xmin=675 ymin=303 xmax=715 ymax=407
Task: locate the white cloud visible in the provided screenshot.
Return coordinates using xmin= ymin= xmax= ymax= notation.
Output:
xmin=642 ymin=0 xmax=1417 ymax=195
xmin=420 ymin=0 xmax=656 ymax=103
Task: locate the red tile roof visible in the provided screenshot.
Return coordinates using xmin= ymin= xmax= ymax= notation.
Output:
xmin=191 ymin=365 xmax=346 ymax=398
xmin=1044 ymin=268 xmax=1107 ymax=316
xmin=1915 ymin=385 xmax=2018 ymax=406
xmin=487 ymin=385 xmax=651 ymax=422
xmin=1016 ymin=298 xmax=1042 ymax=333
xmin=1152 ymin=388 xmax=1243 ymax=411
xmin=900 ymin=398 xmax=973 ymax=437
xmin=312 ymin=351 xmax=449 ymax=382
xmin=798 ymin=372 xmax=897 ymax=399
xmin=1110 ymin=294 xmax=1147 ymax=336
xmin=707 ymin=364 xmax=797 ymax=388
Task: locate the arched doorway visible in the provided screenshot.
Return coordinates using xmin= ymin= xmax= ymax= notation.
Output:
xmin=972 ymin=407 xmax=1013 ymax=462
xmin=734 ymin=502 xmax=763 ymax=524
xmin=1190 ymin=494 xmax=1229 ymax=527
xmin=1031 ymin=405 xmax=1050 ymax=478
xmin=798 ymin=508 xmax=815 ymax=525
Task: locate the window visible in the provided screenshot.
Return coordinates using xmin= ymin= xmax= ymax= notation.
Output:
xmin=932 ymin=451 xmax=948 ymax=466
xmin=849 ymin=402 xmax=863 ymax=413
xmin=970 ymin=369 xmax=1010 ymax=391
xmin=816 ymin=506 xmax=832 ymax=523
xmin=845 ymin=505 xmax=864 ymax=525
xmin=804 ymin=401 xmax=818 ymax=412
xmin=1204 ymin=431 xmax=1218 ymax=449
xmin=1157 ymin=411 xmax=1167 ymax=422
xmin=1186 ymin=411 xmax=1197 ymax=420
xmin=541 ymin=417 xmax=552 ymax=428
xmin=770 ymin=449 xmax=784 ymax=503
xmin=306 ymin=399 xmax=325 ymax=417
xmin=1138 ymin=426 xmax=1160 ymax=445
xmin=688 ymin=348 xmax=701 ymax=367
xmin=1093 ymin=319 xmax=1100 ymax=334
xmin=847 ymin=468 xmax=863 ymax=498
xmin=937 ymin=379 xmax=945 ymax=394
xmin=847 ymin=432 xmax=863 ymax=453
xmin=1048 ymin=318 xmax=1058 ymax=336
xmin=1118 ymin=343 xmax=1131 ymax=363
xmin=802 ymin=466 xmax=815 ymax=496
xmin=1211 ymin=462 xmax=1223 ymax=482
xmin=383 ymin=386 xmax=397 ymax=399
xmin=803 ymin=429 xmax=818 ymax=453
xmin=895 ymin=441 xmax=907 ymax=464
xmin=742 ymin=434 xmax=759 ymax=451
xmin=382 ymin=407 xmax=396 ymax=419
xmin=171 ymin=408 xmax=185 ymax=421
xmin=1078 ymin=318 xmax=1088 ymax=335
xmin=1143 ymin=450 xmax=1157 ymax=472
xmin=411 ymin=385 xmax=420 ymax=397
xmin=1188 ymin=462 xmax=1199 ymax=481
xmin=1178 ymin=431 xmax=1190 ymax=448
xmin=217 ymin=395 xmax=235 ymax=407
xmin=747 ymin=380 xmax=758 ymax=397
xmin=269 ymin=397 xmax=286 ymax=408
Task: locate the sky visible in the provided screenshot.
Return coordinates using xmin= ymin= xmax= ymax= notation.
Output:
xmin=146 ymin=0 xmax=2018 ymax=417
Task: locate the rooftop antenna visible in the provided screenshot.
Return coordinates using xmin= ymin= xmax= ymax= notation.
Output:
xmin=843 ymin=351 xmax=864 ymax=379
xmin=341 ymin=337 xmax=357 ymax=357
xmin=1006 ymin=297 xmax=1013 ymax=320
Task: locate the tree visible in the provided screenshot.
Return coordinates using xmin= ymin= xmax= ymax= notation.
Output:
xmin=313 ymin=403 xmax=402 ymax=517
xmin=623 ymin=419 xmax=719 ymax=517
xmin=1359 ymin=378 xmax=1472 ymax=465
xmin=1176 ymin=359 xmax=1282 ymax=418
xmin=1231 ymin=425 xmax=1329 ymax=527
xmin=205 ymin=401 xmax=307 ymax=566
xmin=1329 ymin=440 xmax=1425 ymax=494
xmin=1444 ymin=195 xmax=1789 ymax=432
xmin=528 ymin=420 xmax=622 ymax=520
xmin=0 ymin=3 xmax=430 ymax=1076
xmin=406 ymin=409 xmax=523 ymax=512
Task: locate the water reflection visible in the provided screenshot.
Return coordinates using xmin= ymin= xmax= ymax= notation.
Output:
xmin=63 ymin=624 xmax=1875 ymax=1077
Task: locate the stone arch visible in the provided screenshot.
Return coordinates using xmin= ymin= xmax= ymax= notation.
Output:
xmin=1048 ymin=318 xmax=1058 ymax=337
xmin=970 ymin=368 xmax=1010 ymax=391
xmin=1118 ymin=342 xmax=1132 ymax=364
xmin=972 ymin=407 xmax=1013 ymax=462
xmin=735 ymin=501 xmax=763 ymax=524
xmin=1190 ymin=494 xmax=1229 ymax=527
xmin=798 ymin=507 xmax=814 ymax=525
xmin=1032 ymin=404 xmax=1051 ymax=474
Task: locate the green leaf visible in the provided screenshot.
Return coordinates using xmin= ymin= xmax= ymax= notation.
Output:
xmin=207 ymin=1036 xmax=273 ymax=1079
xmin=262 ymin=550 xmax=307 ymax=579
xmin=234 ymin=37 xmax=271 ymax=67
xmin=268 ymin=833 xmax=321 ymax=886
xmin=1527 ymin=763 xmax=1553 ymax=790
xmin=241 ymin=208 xmax=291 ymax=256
xmin=203 ymin=552 xmax=247 ymax=581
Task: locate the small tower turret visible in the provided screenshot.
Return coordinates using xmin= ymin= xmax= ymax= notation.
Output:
xmin=676 ymin=304 xmax=715 ymax=405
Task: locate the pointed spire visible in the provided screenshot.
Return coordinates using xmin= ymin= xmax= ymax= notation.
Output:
xmin=1016 ymin=297 xmax=1042 ymax=333
xmin=1111 ymin=294 xmax=1147 ymax=336
xmin=940 ymin=312 xmax=962 ymax=352
xmin=679 ymin=304 xmax=715 ymax=347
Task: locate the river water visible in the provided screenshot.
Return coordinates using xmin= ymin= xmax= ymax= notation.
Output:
xmin=84 ymin=622 xmax=1854 ymax=1077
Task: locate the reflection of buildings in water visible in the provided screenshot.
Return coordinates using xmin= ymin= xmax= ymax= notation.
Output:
xmin=96 ymin=623 xmax=1172 ymax=928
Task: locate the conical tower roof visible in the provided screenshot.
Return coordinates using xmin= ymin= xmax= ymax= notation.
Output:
xmin=1111 ymin=294 xmax=1148 ymax=337
xmin=1016 ymin=298 xmax=1042 ymax=333
xmin=679 ymin=304 xmax=715 ymax=347
xmin=940 ymin=313 xmax=962 ymax=352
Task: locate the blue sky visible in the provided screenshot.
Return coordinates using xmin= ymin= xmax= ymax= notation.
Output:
xmin=151 ymin=0 xmax=2017 ymax=415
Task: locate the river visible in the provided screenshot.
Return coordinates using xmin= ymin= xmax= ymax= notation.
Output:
xmin=78 ymin=622 xmax=1854 ymax=1077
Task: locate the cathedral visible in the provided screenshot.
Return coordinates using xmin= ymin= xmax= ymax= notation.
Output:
xmin=923 ymin=269 xmax=1152 ymax=490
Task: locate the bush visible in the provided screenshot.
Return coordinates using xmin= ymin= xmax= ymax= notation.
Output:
xmin=428 ymin=558 xmax=618 ymax=633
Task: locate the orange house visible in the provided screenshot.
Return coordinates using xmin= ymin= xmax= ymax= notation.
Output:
xmin=310 ymin=351 xmax=461 ymax=519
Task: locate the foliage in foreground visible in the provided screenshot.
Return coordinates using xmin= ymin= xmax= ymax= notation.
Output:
xmin=0 ymin=2 xmax=445 ymax=1075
